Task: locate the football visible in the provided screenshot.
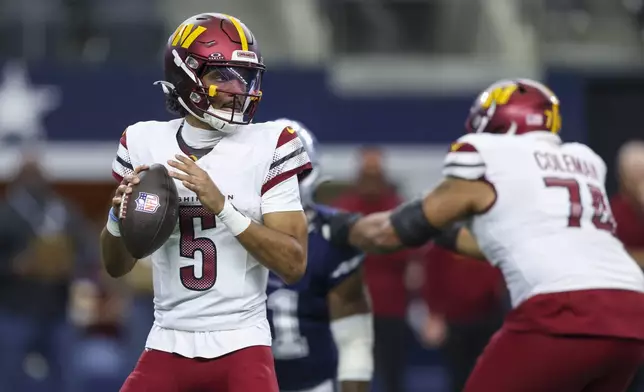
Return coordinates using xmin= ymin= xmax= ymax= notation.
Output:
xmin=118 ymin=164 xmax=179 ymax=259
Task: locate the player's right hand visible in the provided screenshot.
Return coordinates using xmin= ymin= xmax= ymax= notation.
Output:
xmin=112 ymin=165 xmax=149 ymax=211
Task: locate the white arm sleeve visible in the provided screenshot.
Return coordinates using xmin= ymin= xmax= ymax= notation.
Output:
xmin=261 ymin=175 xmax=303 ymax=214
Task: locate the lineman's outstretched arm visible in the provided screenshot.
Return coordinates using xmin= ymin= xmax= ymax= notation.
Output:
xmin=328 ymin=178 xmax=494 ymax=258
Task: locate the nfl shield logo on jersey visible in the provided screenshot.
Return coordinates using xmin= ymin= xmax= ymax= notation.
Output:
xmin=135 ymin=192 xmax=161 ymax=213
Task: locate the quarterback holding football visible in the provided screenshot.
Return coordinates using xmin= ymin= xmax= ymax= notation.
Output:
xmin=100 ymin=13 xmax=311 ymax=392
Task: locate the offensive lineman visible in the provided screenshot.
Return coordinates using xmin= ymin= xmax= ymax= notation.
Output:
xmin=266 ymin=120 xmax=373 ymax=392
xmin=325 ymin=79 xmax=644 ymax=392
xmin=100 ymin=13 xmax=311 ymax=392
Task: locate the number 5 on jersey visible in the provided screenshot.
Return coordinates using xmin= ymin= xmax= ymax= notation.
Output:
xmin=179 ymin=206 xmax=217 ymax=291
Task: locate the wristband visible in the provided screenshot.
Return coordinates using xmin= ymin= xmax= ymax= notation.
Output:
xmin=105 ymin=207 xmax=121 ymax=237
xmin=433 ymin=222 xmax=464 ymax=251
xmin=327 ymin=212 xmax=362 ymax=248
xmin=217 ymin=199 xmax=251 ymax=236
xmin=390 ymin=199 xmax=441 ymax=247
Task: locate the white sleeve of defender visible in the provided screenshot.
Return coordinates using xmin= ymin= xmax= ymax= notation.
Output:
xmin=442 ymin=141 xmax=487 ymax=180
xmin=261 ymin=175 xmax=303 ymax=214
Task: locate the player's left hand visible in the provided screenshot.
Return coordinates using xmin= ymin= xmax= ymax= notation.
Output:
xmin=168 ymin=154 xmax=225 ymax=214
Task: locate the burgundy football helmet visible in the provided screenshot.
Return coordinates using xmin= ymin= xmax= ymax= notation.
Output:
xmin=155 ymin=13 xmax=265 ymax=133
xmin=465 ymin=78 xmax=561 ymax=135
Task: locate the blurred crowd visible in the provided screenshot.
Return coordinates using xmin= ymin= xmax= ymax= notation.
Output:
xmin=0 ymin=151 xmax=129 ymax=392
xmin=0 ymin=138 xmax=642 ymax=392
xmin=1 ymin=0 xmax=644 ymax=64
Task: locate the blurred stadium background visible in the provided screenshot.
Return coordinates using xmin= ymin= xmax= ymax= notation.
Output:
xmin=0 ymin=0 xmax=643 ymax=391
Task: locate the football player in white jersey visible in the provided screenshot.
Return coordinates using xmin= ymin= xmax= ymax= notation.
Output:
xmin=99 ymin=13 xmax=311 ymax=392
xmin=324 ymin=79 xmax=644 ymax=392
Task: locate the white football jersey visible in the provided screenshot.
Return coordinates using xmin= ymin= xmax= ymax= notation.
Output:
xmin=111 ymin=118 xmax=311 ymax=358
xmin=443 ymin=131 xmax=644 ymax=308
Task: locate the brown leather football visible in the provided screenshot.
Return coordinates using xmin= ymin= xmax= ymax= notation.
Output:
xmin=118 ymin=164 xmax=179 ymax=259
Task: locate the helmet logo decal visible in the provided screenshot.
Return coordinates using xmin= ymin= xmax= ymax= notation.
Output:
xmin=480 ymin=85 xmax=518 ymax=109
xmin=172 ymin=24 xmax=207 ymax=49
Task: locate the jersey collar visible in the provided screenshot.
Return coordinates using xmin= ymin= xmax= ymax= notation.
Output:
xmin=521 ymin=131 xmax=562 ymax=145
xmin=181 ymin=118 xmax=225 ymax=149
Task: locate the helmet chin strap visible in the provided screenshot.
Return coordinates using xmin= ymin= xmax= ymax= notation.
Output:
xmin=154 ymin=79 xmax=245 ymax=134
xmin=176 ymin=97 xmax=240 ymax=134
xmin=203 ymin=108 xmax=244 ymax=133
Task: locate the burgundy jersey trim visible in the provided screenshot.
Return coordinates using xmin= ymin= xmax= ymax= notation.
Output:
xmin=443 ymin=141 xmax=486 ymax=180
xmin=112 ymin=129 xmax=135 ymax=183
xmin=262 ymin=162 xmax=313 ymax=196
xmin=262 ymin=127 xmax=312 ymax=196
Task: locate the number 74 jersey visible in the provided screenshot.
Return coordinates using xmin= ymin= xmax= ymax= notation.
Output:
xmin=444 ymin=131 xmax=644 ymax=308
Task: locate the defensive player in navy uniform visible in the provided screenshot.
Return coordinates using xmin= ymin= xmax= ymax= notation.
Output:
xmin=266 ymin=120 xmax=373 ymax=392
